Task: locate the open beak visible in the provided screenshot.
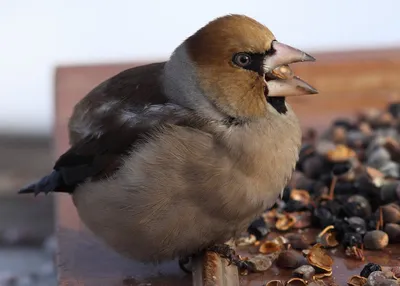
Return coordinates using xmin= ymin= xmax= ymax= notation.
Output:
xmin=264 ymin=40 xmax=318 ymax=97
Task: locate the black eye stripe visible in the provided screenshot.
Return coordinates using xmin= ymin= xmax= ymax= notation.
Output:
xmin=232 ymin=51 xmax=271 ymax=75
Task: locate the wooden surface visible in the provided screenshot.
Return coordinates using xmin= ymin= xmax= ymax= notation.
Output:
xmin=238 ymin=230 xmax=400 ymax=286
xmin=54 ymin=48 xmax=400 ymax=286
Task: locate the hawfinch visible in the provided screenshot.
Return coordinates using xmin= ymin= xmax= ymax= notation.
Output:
xmin=19 ymin=14 xmax=317 ymax=272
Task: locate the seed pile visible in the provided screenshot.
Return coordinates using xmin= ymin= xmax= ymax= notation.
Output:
xmin=236 ymin=103 xmax=400 ymax=285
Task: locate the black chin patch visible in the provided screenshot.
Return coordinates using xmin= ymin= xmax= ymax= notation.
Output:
xmin=267 ymin=96 xmax=287 ymax=114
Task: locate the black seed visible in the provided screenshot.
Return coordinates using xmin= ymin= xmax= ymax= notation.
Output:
xmin=332 ymin=181 xmax=357 ymax=196
xmin=333 ymin=218 xmax=365 ymax=242
xmin=332 ymin=161 xmax=352 ymax=176
xmin=354 ymin=174 xmax=380 ymax=197
xmin=360 ymin=262 xmax=382 ymax=278
xmin=341 ymin=232 xmax=363 ymax=248
xmin=343 ymin=201 xmax=364 ymax=218
xmin=345 ymin=195 xmax=372 ymax=218
xmin=302 ymin=155 xmax=326 ymax=179
xmin=387 ymin=102 xmax=400 ymax=118
xmin=366 ymin=214 xmax=379 ymax=231
xmin=284 ymin=200 xmax=310 ymax=213
xmin=321 ymin=199 xmax=343 ymax=216
xmin=247 ymin=217 xmax=269 ymax=240
xmin=332 ymin=119 xmax=355 ymax=130
xmin=297 ymin=144 xmax=316 ymax=169
xmin=346 ymin=217 xmax=367 ymax=235
xmin=313 ymin=207 xmax=336 ymax=228
xmin=310 ymin=181 xmax=327 ymax=197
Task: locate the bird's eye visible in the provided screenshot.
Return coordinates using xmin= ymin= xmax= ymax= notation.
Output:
xmin=233 ymin=53 xmax=252 ymax=67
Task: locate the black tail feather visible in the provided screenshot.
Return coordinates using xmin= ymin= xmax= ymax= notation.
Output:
xmin=18 ymin=170 xmax=64 ymax=196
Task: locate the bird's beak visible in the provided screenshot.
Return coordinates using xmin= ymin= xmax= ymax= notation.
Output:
xmin=264 ymin=40 xmax=318 ymax=97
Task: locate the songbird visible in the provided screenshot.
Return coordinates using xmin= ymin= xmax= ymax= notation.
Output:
xmin=19 ymin=14 xmax=317 ymax=272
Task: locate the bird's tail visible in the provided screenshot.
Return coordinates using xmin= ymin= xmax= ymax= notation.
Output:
xmin=18 ymin=170 xmax=65 ymax=196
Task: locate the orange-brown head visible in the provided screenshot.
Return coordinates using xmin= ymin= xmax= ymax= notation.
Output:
xmin=181 ymin=14 xmax=317 ymax=120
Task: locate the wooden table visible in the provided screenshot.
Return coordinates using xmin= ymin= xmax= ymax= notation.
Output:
xmin=54 ymin=48 xmax=400 ymax=285
xmin=237 ymin=229 xmax=400 ymax=286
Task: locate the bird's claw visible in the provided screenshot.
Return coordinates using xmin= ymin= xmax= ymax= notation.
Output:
xmin=207 ymin=244 xmax=236 ymax=261
xmin=178 ymin=256 xmax=192 ymax=274
xmin=236 ymin=260 xmax=255 ymax=272
xmin=207 ymin=244 xmax=255 ymax=272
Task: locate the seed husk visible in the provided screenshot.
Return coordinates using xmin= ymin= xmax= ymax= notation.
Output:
xmin=259 ymin=240 xmax=282 ymax=254
xmin=316 ymin=225 xmax=339 ymax=248
xmin=286 ymin=277 xmax=307 ymax=286
xmin=235 ymin=234 xmax=257 ymax=247
xmin=276 ymin=213 xmax=297 ymax=231
xmin=293 ymin=265 xmax=315 ymax=280
xmin=347 ymin=275 xmax=368 ymax=286
xmin=306 ymin=243 xmax=333 ymax=272
xmin=247 ymin=253 xmax=278 ymax=272
xmin=265 ymin=280 xmax=284 ymax=286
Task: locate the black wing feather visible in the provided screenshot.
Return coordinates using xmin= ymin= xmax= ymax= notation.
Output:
xmin=19 ymin=123 xmax=155 ymax=196
xmin=18 ymin=114 xmax=204 ymax=196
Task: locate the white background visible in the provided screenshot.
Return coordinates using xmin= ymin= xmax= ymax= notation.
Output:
xmin=1 ymin=0 xmax=400 ymax=135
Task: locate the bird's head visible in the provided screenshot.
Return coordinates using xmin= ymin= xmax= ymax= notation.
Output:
xmin=164 ymin=14 xmax=317 ymax=121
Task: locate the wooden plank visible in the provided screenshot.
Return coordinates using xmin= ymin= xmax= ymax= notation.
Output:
xmin=192 ymin=252 xmax=240 ymax=286
xmin=54 ymin=47 xmax=400 ymax=285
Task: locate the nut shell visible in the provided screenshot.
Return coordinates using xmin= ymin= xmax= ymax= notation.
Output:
xmin=286 ymin=277 xmax=307 ymax=285
xmin=259 ymin=241 xmax=282 ymax=254
xmin=265 ymin=280 xmax=284 ymax=286
xmin=235 ymin=234 xmax=257 ymax=247
xmin=285 ymin=233 xmax=310 ymax=250
xmin=367 ymin=271 xmax=397 ymax=286
xmin=380 ymin=182 xmax=400 ymax=203
xmin=307 ymin=243 xmax=333 ymax=272
xmin=381 ymin=204 xmax=400 ymax=224
xmin=316 ymin=225 xmax=339 ymax=248
xmin=247 ymin=254 xmax=277 ymax=272
xmin=293 ymin=265 xmax=315 ymax=280
xmin=347 ymin=275 xmax=367 ymax=286
xmin=276 ymin=213 xmax=296 ymax=231
xmin=363 ymin=230 xmax=389 ymax=250
xmin=292 ymin=211 xmax=312 ymax=229
xmin=326 ymin=144 xmax=357 ymax=162
xmin=290 ymin=189 xmax=311 ymax=205
xmin=384 ymin=223 xmax=400 ymax=243
xmin=276 ymin=249 xmax=307 ymax=269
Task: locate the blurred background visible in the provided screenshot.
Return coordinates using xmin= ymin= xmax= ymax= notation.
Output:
xmin=1 ymin=0 xmax=400 ymax=285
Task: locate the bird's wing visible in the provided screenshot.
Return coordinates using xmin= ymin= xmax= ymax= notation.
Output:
xmin=20 ymin=61 xmax=207 ymax=195
xmin=20 ymin=103 xmax=199 ymax=195
xmin=56 ymin=103 xmax=195 ymax=188
xmin=67 ymin=62 xmax=171 ymax=144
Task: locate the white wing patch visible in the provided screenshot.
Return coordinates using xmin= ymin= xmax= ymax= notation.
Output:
xmin=119 ymin=103 xmax=191 ymax=127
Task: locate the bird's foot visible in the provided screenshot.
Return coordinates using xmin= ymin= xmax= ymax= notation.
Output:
xmin=179 ymin=256 xmax=193 ymax=274
xmin=207 ymin=244 xmax=255 ymax=272
xmin=207 ymin=244 xmax=236 ymax=261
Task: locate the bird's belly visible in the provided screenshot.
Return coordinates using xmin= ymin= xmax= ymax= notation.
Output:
xmin=72 ymin=126 xmax=295 ymax=262
xmin=72 ymin=184 xmax=245 ymax=262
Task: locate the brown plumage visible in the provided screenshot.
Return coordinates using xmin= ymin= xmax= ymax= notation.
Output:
xmin=19 ymin=14 xmax=317 ymax=267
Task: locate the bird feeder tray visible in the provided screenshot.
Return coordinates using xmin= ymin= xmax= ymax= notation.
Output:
xmin=54 ymin=48 xmax=400 ymax=285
